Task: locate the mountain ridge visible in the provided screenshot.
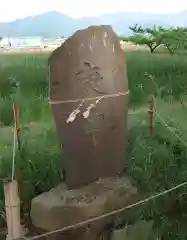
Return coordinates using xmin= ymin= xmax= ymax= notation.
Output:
xmin=1 ymin=10 xmax=187 ymax=37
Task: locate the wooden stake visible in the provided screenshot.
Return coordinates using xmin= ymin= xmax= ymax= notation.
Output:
xmin=4 ymin=180 xmax=24 ymax=240
xmin=148 ymin=95 xmax=154 ymax=137
xmin=12 ymin=103 xmax=21 ymax=151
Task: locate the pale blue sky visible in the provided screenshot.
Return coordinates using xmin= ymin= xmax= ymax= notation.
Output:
xmin=1 ymin=0 xmax=187 ymax=22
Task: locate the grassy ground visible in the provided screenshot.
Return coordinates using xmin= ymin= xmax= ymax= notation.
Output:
xmin=1 ymin=51 xmax=187 ymax=238
xmin=1 ymin=51 xmax=187 ymax=125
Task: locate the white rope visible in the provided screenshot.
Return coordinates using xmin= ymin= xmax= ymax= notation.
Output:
xmin=22 ymin=181 xmax=187 ymax=240
xmin=49 ymin=91 xmax=129 ymax=105
xmin=22 ymin=105 xmax=187 ymax=240
xmin=153 ymin=109 xmax=187 ymax=148
xmin=6 ymin=101 xmax=186 ymax=240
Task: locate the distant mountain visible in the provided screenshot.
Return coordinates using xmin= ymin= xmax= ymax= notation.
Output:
xmin=0 ymin=10 xmax=187 ymax=37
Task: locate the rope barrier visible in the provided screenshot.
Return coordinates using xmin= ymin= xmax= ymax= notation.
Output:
xmin=49 ymin=91 xmax=129 ymax=105
xmin=153 ymin=109 xmax=187 ymax=148
xmin=6 ymin=100 xmax=187 ymax=240
xmin=20 ymin=181 xmax=187 ymax=240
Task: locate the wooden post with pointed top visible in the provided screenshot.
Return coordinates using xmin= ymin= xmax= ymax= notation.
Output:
xmin=12 ymin=102 xmax=21 ymax=151
xmin=148 ymin=95 xmax=154 ymax=138
xmin=3 ymin=103 xmax=25 ymax=240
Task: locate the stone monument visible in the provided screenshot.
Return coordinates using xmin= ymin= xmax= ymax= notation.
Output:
xmin=30 ymin=25 xmax=138 ymax=240
xmin=49 ymin=25 xmax=128 ymax=189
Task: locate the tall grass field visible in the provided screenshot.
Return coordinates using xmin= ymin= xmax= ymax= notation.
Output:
xmin=1 ymin=51 xmax=187 ymax=239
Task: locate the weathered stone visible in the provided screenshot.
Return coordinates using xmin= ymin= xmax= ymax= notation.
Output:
xmin=49 ymin=25 xmax=128 ymax=189
xmin=111 ymin=220 xmax=155 ymax=240
xmin=31 ymin=177 xmax=138 ymax=240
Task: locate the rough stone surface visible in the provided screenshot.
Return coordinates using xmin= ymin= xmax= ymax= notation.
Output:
xmin=111 ymin=220 xmax=155 ymax=240
xmin=31 ymin=177 xmax=138 ymax=240
xmin=49 ymin=25 xmax=128 ymax=189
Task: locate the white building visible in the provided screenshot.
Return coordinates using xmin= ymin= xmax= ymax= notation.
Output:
xmin=0 ymin=37 xmax=16 ymax=48
xmin=43 ymin=37 xmax=67 ymax=49
xmin=0 ymin=37 xmax=44 ymax=49
xmin=18 ymin=37 xmax=44 ymax=48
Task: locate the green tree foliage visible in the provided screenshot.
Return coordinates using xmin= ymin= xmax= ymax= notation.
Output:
xmin=120 ymin=24 xmax=187 ymax=54
xmin=161 ymin=27 xmax=187 ymax=54
xmin=121 ymin=24 xmax=164 ymax=53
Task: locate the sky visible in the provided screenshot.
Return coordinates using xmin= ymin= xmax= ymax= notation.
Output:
xmin=1 ymin=0 xmax=187 ymax=22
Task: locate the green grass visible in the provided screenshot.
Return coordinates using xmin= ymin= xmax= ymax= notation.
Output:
xmin=1 ymin=51 xmax=187 ymax=126
xmin=1 ymin=51 xmax=187 ymax=238
xmin=117 ymin=102 xmax=187 ymax=239
xmin=0 ymin=53 xmax=49 ymax=126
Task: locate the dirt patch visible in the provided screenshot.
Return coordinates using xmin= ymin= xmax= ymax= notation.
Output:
xmin=155 ymin=53 xmax=170 ymax=56
xmin=0 ymin=48 xmax=53 ymax=55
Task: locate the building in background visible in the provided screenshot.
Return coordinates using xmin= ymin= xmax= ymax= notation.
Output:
xmin=18 ymin=37 xmax=44 ymax=49
xmin=43 ymin=37 xmax=67 ymax=50
xmin=0 ymin=36 xmax=44 ymax=49
xmin=0 ymin=37 xmax=18 ymax=48
xmin=0 ymin=36 xmax=67 ymax=51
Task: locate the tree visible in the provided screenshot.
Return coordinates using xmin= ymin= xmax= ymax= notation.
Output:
xmin=121 ymin=24 xmax=187 ymax=54
xmin=161 ymin=27 xmax=187 ymax=54
xmin=121 ymin=24 xmax=164 ymax=53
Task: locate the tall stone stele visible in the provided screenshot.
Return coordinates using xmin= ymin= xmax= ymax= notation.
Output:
xmin=49 ymin=25 xmax=129 ymax=189
xmin=31 ymin=26 xmax=138 ymax=240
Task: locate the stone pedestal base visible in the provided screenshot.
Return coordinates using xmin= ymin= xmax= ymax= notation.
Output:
xmin=30 ymin=177 xmax=138 ymax=240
